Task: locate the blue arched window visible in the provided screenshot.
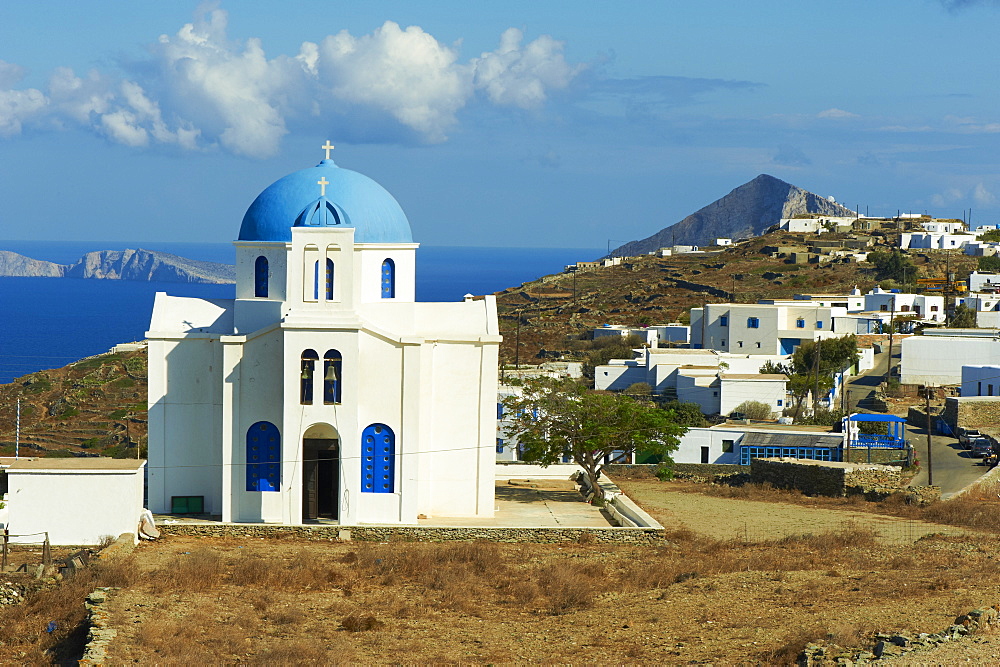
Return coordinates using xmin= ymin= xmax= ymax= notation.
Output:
xmin=300 ymin=349 xmax=318 ymax=404
xmin=381 ymin=258 xmax=395 ymax=298
xmin=313 ymin=259 xmax=334 ymax=300
xmin=254 ymin=256 xmax=269 ymax=298
xmin=361 ymin=423 xmax=395 ymax=493
xmin=323 ymin=349 xmax=342 ymax=404
xmin=246 ymin=421 xmax=280 ymax=492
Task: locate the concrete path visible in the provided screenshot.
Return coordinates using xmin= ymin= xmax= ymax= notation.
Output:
xmin=420 ymin=481 xmax=614 ymax=528
xmin=845 ymin=347 xmax=891 ymax=413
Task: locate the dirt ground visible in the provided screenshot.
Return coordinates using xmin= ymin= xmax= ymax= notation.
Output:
xmin=617 ymin=480 xmax=968 ymax=544
xmin=94 ymin=483 xmax=1000 ymax=665
xmin=6 ymin=479 xmax=1000 ymax=664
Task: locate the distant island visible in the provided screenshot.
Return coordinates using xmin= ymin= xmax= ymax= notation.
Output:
xmin=0 ymin=249 xmax=235 ymax=284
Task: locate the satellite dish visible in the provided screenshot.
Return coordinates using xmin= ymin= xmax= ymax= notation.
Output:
xmin=827 ymin=195 xmax=837 ymax=203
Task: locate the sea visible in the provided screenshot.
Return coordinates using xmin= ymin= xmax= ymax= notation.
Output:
xmin=0 ymin=241 xmax=602 ymax=385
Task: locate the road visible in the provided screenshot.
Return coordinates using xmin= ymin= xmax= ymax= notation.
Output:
xmin=907 ymin=424 xmax=993 ymax=498
xmin=845 ymin=347 xmax=989 ymax=497
xmin=844 ymin=346 xmax=891 ymax=413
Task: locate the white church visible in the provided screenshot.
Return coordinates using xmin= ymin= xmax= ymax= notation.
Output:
xmin=146 ymin=144 xmax=501 ymax=525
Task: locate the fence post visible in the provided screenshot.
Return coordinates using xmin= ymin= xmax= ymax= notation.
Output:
xmin=1 ymin=529 xmax=7 ymax=571
xmin=42 ymin=533 xmax=50 ymax=567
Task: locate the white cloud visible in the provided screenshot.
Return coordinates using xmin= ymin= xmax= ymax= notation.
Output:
xmin=314 ymin=21 xmax=468 ymax=142
xmin=0 ymin=10 xmax=584 ymax=156
xmin=471 ymin=28 xmax=580 ymax=109
xmin=817 ymin=108 xmax=858 ymax=119
xmin=974 ymin=182 xmax=998 ymax=206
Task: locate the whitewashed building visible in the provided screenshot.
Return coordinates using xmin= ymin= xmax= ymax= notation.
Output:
xmin=969 ymin=272 xmax=1000 ymax=293
xmin=674 ymin=424 xmax=845 ymax=465
xmin=3 ymin=459 xmax=146 ymax=546
xmin=961 ymin=365 xmax=1000 ymax=397
xmin=147 ymin=149 xmax=501 ymax=525
xmin=901 ymin=330 xmax=1000 ymax=385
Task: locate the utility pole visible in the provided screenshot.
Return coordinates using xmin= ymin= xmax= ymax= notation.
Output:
xmin=813 ymin=337 xmax=822 ymax=412
xmin=515 ymin=310 xmax=521 ymax=371
xmin=886 ymin=296 xmax=896 ymax=384
xmin=15 ymin=398 xmax=20 ymax=460
xmin=923 ymin=386 xmax=934 ymax=486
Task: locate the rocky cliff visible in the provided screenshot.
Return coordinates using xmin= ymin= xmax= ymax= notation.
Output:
xmin=611 ymin=174 xmax=855 ymax=256
xmin=0 ymin=248 xmax=235 ymax=284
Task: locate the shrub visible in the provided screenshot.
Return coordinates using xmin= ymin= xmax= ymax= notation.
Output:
xmin=732 ymin=400 xmax=773 ymax=420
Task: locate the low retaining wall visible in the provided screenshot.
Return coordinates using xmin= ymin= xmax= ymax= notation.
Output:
xmin=79 ymin=588 xmax=115 ymax=666
xmin=603 ymin=463 xmax=743 ymax=480
xmin=157 ymin=523 xmax=663 ymax=544
xmin=751 ymin=458 xmax=900 ymax=497
xmin=802 ymin=604 xmax=1000 ymax=664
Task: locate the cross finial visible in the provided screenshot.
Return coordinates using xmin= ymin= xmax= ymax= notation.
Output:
xmin=321 ymin=140 xmax=335 ymax=160
xmin=317 ymin=176 xmax=329 ymax=197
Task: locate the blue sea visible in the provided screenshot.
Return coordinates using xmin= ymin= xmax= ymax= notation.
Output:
xmin=0 ymin=241 xmax=601 ymax=385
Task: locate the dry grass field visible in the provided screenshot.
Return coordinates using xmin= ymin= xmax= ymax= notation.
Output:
xmin=3 ymin=478 xmax=1000 ymax=664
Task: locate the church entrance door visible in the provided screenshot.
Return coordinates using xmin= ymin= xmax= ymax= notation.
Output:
xmin=303 ymin=437 xmax=339 ymax=521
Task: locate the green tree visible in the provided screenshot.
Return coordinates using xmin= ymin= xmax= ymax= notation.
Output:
xmin=781 ymin=336 xmax=861 ymax=419
xmin=980 ymin=229 xmax=1000 ymax=243
xmin=978 ymin=255 xmax=1000 ymax=272
xmin=659 ymin=401 xmax=709 ymax=427
xmin=582 ymin=334 xmax=644 ymax=380
xmin=502 ymin=377 xmax=687 ymax=501
xmin=868 ymin=250 xmax=917 ymax=283
xmin=951 ymin=303 xmax=977 ymax=328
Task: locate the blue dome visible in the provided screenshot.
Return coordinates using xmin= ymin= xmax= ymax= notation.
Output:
xmin=238 ymin=159 xmax=412 ymax=243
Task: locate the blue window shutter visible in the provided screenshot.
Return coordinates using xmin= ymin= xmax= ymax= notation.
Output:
xmin=381 ymin=259 xmax=395 ymax=298
xmin=254 ymin=256 xmax=268 ymax=298
xmin=325 ymin=258 xmax=334 ymax=300
xmin=362 ymin=424 xmax=395 ymax=493
xmin=246 ymin=421 xmax=280 ymax=492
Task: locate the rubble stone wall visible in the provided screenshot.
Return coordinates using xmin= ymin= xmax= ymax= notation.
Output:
xmin=158 ymin=524 xmax=664 ymax=544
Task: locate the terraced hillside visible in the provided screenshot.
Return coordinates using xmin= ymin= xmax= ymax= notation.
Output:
xmin=495 ymin=229 xmax=977 ymax=365
xmin=0 ymin=350 xmax=147 ymax=458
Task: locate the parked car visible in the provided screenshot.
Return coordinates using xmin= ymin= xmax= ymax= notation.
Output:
xmin=970 ymin=438 xmax=993 ymax=459
xmin=959 ymin=428 xmax=983 ymax=449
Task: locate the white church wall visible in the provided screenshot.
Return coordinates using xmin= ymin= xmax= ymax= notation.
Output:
xmin=358 ymin=245 xmax=418 ymax=303
xmin=234 ymin=241 xmax=287 ymax=302
xmin=146 ymin=337 xmax=224 ymax=515
xmin=418 ymin=342 xmax=495 ymax=518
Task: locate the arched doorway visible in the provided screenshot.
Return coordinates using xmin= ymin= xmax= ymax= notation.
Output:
xmin=302 ymin=423 xmax=339 ymax=522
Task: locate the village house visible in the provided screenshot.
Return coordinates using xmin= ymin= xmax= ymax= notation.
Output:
xmin=146 ymin=146 xmax=501 ymax=526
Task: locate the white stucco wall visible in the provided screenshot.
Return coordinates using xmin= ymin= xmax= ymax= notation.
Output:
xmin=6 ymin=462 xmax=145 ymax=546
xmin=902 ymin=336 xmax=1000 ymax=385
xmin=673 ymin=427 xmax=743 ymax=464
xmin=961 ymin=365 xmax=1000 ymax=397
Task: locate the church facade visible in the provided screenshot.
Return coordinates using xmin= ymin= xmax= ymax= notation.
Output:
xmin=146 ymin=147 xmax=501 ymax=525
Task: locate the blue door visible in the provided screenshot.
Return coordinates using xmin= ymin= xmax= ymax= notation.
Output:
xmin=779 ymin=338 xmax=801 ymax=355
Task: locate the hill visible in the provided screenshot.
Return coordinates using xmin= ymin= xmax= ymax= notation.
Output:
xmin=0 ymin=248 xmax=234 ymax=284
xmin=611 ymin=174 xmax=855 ymax=256
xmin=0 ymin=349 xmax=147 ymax=458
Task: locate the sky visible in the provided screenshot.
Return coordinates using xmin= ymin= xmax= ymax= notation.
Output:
xmin=3 ymin=0 xmax=1000 ymax=249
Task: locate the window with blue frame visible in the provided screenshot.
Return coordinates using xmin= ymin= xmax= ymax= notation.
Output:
xmin=796 ymin=318 xmax=805 ymax=328
xmin=816 ymin=320 xmax=824 ymax=329
xmin=300 ymin=350 xmax=318 ymax=404
xmin=313 ymin=259 xmax=335 ymax=300
xmin=254 ymin=256 xmax=268 ymax=298
xmin=747 ymin=317 xmax=760 ymax=328
xmin=381 ymin=258 xmax=395 ymax=298
xmin=362 ymin=423 xmax=395 ymax=493
xmin=496 ymin=438 xmax=504 ymax=453
xmin=497 ymin=403 xmax=504 ymax=419
xmin=246 ymin=421 xmax=280 ymax=491
xmin=323 ymin=350 xmax=342 ymax=404
xmin=719 ymin=315 xmax=728 ymax=327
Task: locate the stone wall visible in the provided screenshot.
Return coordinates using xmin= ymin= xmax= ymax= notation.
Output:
xmin=158 ymin=523 xmax=664 ymax=545
xmin=750 ymin=458 xmax=901 ymax=497
xmin=841 ymin=447 xmax=911 ymax=465
xmin=603 ymin=463 xmax=743 ymax=480
xmin=943 ymin=396 xmax=1000 ymax=431
xmin=802 ymin=604 xmax=1000 ymax=664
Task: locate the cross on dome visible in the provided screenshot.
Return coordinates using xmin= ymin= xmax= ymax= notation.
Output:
xmin=321 ymin=140 xmax=335 ymax=160
xmin=317 ymin=177 xmax=329 ymax=197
